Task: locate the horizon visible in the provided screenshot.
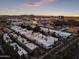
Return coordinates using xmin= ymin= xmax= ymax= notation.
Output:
xmin=0 ymin=14 xmax=79 ymax=17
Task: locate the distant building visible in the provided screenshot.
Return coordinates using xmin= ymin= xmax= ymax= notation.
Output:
xmin=58 ymin=16 xmax=64 ymax=21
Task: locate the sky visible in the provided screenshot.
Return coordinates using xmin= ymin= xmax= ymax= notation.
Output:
xmin=0 ymin=0 xmax=79 ymax=16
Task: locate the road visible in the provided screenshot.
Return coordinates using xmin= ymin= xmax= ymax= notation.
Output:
xmin=39 ymin=36 xmax=79 ymax=59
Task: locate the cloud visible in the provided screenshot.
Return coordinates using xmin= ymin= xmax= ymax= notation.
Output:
xmin=24 ymin=0 xmax=56 ymax=7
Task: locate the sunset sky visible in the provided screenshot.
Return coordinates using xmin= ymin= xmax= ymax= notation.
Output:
xmin=0 ymin=0 xmax=79 ymax=16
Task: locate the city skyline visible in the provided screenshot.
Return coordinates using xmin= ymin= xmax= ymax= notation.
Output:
xmin=0 ymin=0 xmax=79 ymax=16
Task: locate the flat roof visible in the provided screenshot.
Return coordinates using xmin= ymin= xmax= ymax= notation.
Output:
xmin=41 ymin=27 xmax=71 ymax=38
xmin=11 ymin=26 xmax=58 ymax=49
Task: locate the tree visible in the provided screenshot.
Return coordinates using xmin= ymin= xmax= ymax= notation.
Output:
xmin=26 ymin=25 xmax=32 ymax=30
xmin=20 ymin=24 xmax=26 ymax=28
xmin=54 ymin=20 xmax=63 ymax=26
xmin=33 ymin=25 xmax=41 ymax=32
